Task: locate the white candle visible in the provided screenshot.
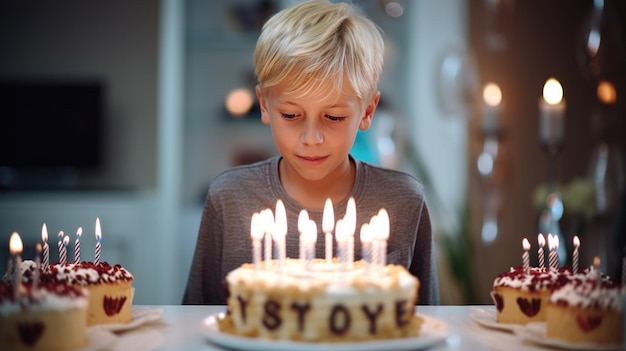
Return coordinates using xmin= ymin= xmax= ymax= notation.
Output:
xmin=95 ymin=218 xmax=102 ymax=265
xmin=274 ymin=200 xmax=288 ymax=269
xmin=360 ymin=223 xmax=373 ymax=268
xmin=537 ymin=233 xmax=546 ymax=269
xmin=322 ymin=198 xmax=334 ymax=264
xmin=376 ymin=209 xmax=390 ymax=267
xmin=261 ymin=209 xmax=274 ymax=269
xmin=369 ymin=214 xmax=380 ymax=266
xmin=304 ymin=220 xmax=317 ymax=270
xmin=9 ymin=232 xmax=23 ymax=297
xmin=593 ymin=256 xmax=601 ymax=284
xmin=539 ymin=78 xmax=565 ymax=146
xmin=297 ymin=210 xmax=310 ymax=265
xmin=250 ymin=212 xmax=263 ymax=270
xmin=74 ymin=227 xmax=82 ymax=264
xmin=335 ymin=219 xmax=347 ymax=267
xmin=41 ymin=223 xmax=49 ymax=271
xmin=522 ymin=238 xmax=530 ymax=274
xmin=344 ymin=197 xmax=356 ymax=268
xmin=482 ymin=82 xmax=502 ymax=134
xmin=572 ymin=235 xmax=580 ymax=274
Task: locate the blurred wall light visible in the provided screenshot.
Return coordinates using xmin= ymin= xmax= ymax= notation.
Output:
xmin=225 ymin=87 xmax=255 ymax=117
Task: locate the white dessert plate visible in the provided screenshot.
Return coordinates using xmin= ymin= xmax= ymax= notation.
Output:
xmin=514 ymin=322 xmax=623 ymax=351
xmin=90 ymin=307 xmax=164 ymax=332
xmin=469 ymin=307 xmax=521 ymax=332
xmin=78 ymin=328 xmax=117 ymax=351
xmin=200 ymin=312 xmax=450 ymax=351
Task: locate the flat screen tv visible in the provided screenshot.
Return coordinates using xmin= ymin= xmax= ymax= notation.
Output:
xmin=0 ymin=79 xmax=104 ymax=170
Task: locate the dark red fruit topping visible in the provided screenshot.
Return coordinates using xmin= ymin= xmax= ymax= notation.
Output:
xmin=576 ymin=314 xmax=603 ymax=332
xmin=103 ymin=296 xmax=127 ymax=316
xmin=516 ymin=297 xmax=541 ymax=317
xmin=17 ymin=321 xmax=45 ymax=346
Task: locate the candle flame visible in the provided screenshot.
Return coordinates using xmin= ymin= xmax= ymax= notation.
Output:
xmin=95 ymin=217 xmax=102 ymax=241
xmin=344 ymin=197 xmax=356 ymax=235
xmin=322 ymin=198 xmax=334 ymax=233
xmin=538 ymin=233 xmax=545 ymax=247
xmin=597 ymin=80 xmax=616 ymax=104
xmin=250 ymin=212 xmax=264 ymax=240
xmin=554 ymin=234 xmax=559 ymax=249
xmin=297 ymin=210 xmax=309 ymax=234
xmin=58 ymin=231 xmax=64 ymax=240
xmin=9 ymin=232 xmax=23 ymax=255
xmin=305 ymin=220 xmax=317 ymax=243
xmin=63 ymin=235 xmax=69 ymax=246
xmin=483 ymin=82 xmax=502 ymax=107
xmin=42 ymin=223 xmax=48 ymax=243
xmin=547 ymin=233 xmax=554 ymax=250
xmin=274 ymin=200 xmax=287 ymax=238
xmin=522 ymin=238 xmax=530 ymax=251
xmin=543 ymin=78 xmax=563 ymax=105
xmin=36 ymin=243 xmax=42 ymax=253
xmin=360 ymin=223 xmax=373 ymax=244
xmin=335 ymin=218 xmax=347 ymax=242
xmin=260 ymin=209 xmax=274 ymax=236
xmin=573 ymin=235 xmax=580 ymax=248
xmin=593 ymin=256 xmax=601 ymax=268
xmin=76 ymin=227 xmax=82 ymax=238
xmin=377 ymin=208 xmax=390 ymax=240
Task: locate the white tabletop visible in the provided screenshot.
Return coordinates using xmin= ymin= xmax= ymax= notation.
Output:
xmin=91 ymin=304 xmax=598 ymax=351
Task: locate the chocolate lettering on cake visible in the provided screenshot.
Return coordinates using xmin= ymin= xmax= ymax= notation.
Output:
xmin=17 ymin=321 xmax=45 ymax=347
xmin=290 ymin=302 xmax=311 ymax=332
xmin=103 ymin=296 xmax=127 ymax=316
xmin=395 ymin=299 xmax=410 ymax=326
xmin=361 ymin=304 xmax=383 ymax=334
xmin=262 ymin=299 xmax=281 ymax=330
xmin=329 ymin=305 xmax=351 ymax=334
xmin=236 ymin=295 xmax=248 ymax=322
xmin=516 ymin=297 xmax=541 ymax=317
xmin=576 ymin=314 xmax=603 ymax=332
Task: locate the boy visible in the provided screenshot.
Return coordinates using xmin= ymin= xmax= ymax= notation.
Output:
xmin=183 ymin=0 xmax=439 ymax=305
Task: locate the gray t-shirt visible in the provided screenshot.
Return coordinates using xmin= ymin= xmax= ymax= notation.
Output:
xmin=182 ymin=156 xmax=440 ymax=305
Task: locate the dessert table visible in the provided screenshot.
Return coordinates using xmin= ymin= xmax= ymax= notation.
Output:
xmin=100 ymin=305 xmax=590 ymax=351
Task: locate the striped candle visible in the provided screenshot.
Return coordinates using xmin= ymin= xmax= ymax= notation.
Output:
xmin=57 ymin=231 xmax=64 ymax=264
xmin=537 ymin=233 xmax=546 ymax=269
xmin=74 ymin=227 xmax=82 ymax=264
xmin=60 ymin=235 xmax=69 ymax=265
xmin=41 ymin=224 xmax=49 ymax=271
xmin=95 ymin=218 xmax=102 ymax=265
xmin=522 ymin=238 xmax=530 ymax=274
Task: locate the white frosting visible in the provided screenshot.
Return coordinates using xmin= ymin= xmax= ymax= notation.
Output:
xmin=549 ymin=279 xmax=624 ymax=310
xmin=493 ymin=267 xmax=561 ymax=291
xmin=0 ymin=286 xmax=88 ymax=317
xmin=45 ymin=262 xmax=133 ymax=285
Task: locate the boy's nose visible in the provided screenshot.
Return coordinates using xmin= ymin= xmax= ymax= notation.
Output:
xmin=300 ymin=123 xmax=324 ymax=145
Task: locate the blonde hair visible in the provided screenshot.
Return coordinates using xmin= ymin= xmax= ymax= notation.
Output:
xmin=254 ymin=0 xmax=384 ymax=104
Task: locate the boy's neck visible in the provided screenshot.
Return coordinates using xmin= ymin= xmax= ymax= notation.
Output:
xmin=278 ymin=158 xmax=356 ymax=210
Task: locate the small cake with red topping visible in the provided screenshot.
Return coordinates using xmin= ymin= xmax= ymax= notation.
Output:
xmin=0 ymin=281 xmax=88 ymax=351
xmin=491 ymin=266 xmax=567 ymax=325
xmin=546 ymin=275 xmax=623 ymax=346
xmin=42 ymin=262 xmax=134 ymax=326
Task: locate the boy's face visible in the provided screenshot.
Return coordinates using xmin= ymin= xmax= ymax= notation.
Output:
xmin=257 ymin=81 xmax=379 ymax=183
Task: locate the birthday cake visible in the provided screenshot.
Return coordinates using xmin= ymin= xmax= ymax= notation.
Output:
xmin=40 ymin=262 xmax=134 ymax=326
xmin=219 ymin=258 xmax=421 ymax=342
xmin=491 ymin=266 xmax=566 ymax=325
xmin=546 ymin=275 xmax=623 ymax=345
xmin=0 ymin=281 xmax=88 ymax=351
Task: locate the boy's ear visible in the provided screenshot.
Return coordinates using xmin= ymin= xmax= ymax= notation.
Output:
xmin=256 ymin=85 xmax=270 ymax=125
xmin=360 ymin=91 xmax=381 ymax=130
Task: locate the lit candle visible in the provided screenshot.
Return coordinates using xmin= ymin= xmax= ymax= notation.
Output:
xmin=41 ymin=223 xmax=49 ymax=271
xmin=61 ymin=236 xmax=69 ymax=265
xmin=622 ymin=247 xmax=625 ymax=288
xmin=554 ymin=234 xmax=560 ymax=269
xmin=261 ymin=208 xmax=274 ymax=269
xmin=9 ymin=232 xmax=23 ymax=297
xmin=548 ymin=234 xmax=557 ymax=271
xmin=369 ymin=214 xmax=380 ymax=266
xmin=74 ymin=227 xmax=82 ymax=264
xmin=522 ymin=238 xmax=530 ymax=274
xmin=360 ymin=223 xmax=373 ymax=267
xmin=274 ymin=200 xmax=288 ymax=269
xmin=58 ymin=230 xmax=64 ymax=264
xmin=344 ymin=197 xmax=356 ymax=268
xmin=304 ymin=220 xmax=317 ymax=270
xmin=250 ymin=212 xmax=263 ymax=270
xmin=95 ymin=217 xmax=102 ymax=265
xmin=537 ymin=233 xmax=546 ymax=269
xmin=539 ymin=78 xmax=566 ymax=146
xmin=322 ymin=198 xmax=334 ymax=264
xmin=593 ymin=256 xmax=601 ymax=284
xmin=297 ymin=210 xmax=310 ymax=265
xmin=482 ymin=82 xmax=502 ymax=135
xmin=335 ymin=219 xmax=347 ymax=266
xmin=34 ymin=243 xmax=42 ymax=290
xmin=572 ymin=235 xmax=580 ymax=274
xmin=376 ymin=209 xmax=390 ymax=267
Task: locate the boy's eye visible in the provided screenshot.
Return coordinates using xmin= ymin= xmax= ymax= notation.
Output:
xmin=326 ymin=115 xmax=346 ymax=122
xmin=281 ymin=113 xmax=298 ymax=119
